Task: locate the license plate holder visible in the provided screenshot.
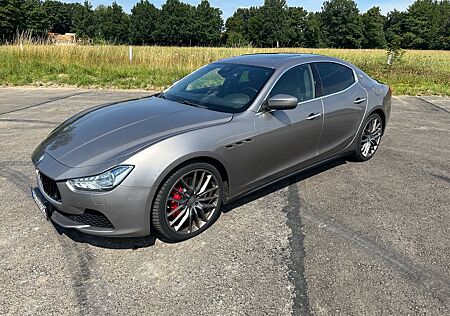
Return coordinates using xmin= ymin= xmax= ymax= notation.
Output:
xmin=31 ymin=187 xmax=51 ymax=220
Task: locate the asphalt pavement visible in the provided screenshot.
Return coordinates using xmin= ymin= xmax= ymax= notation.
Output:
xmin=0 ymin=87 xmax=449 ymax=315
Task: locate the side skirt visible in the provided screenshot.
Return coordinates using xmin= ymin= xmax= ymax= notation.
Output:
xmin=224 ymin=152 xmax=351 ymax=205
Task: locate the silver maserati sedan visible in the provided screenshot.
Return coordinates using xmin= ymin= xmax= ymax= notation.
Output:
xmin=31 ymin=53 xmax=391 ymax=241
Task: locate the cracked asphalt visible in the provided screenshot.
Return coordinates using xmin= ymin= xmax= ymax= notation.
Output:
xmin=0 ymin=87 xmax=449 ymax=315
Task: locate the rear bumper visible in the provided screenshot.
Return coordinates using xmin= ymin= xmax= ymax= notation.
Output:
xmin=383 ymin=86 xmax=392 ymax=127
xmin=33 ymin=173 xmax=153 ymax=237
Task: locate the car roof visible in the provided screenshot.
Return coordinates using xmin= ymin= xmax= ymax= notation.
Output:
xmin=217 ymin=53 xmax=338 ymax=69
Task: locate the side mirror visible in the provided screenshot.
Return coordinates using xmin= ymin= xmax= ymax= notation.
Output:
xmin=267 ymin=94 xmax=298 ymax=110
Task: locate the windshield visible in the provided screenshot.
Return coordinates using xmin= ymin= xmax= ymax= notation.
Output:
xmin=163 ymin=63 xmax=274 ymax=113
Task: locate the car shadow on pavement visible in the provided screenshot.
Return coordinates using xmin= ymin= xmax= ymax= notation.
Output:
xmin=53 ymin=157 xmax=347 ymax=249
xmin=222 ymin=157 xmax=347 ymax=213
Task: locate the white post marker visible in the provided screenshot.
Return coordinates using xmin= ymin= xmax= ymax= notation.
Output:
xmin=129 ymin=46 xmax=133 ymax=64
xmin=387 ymin=52 xmax=393 ymax=65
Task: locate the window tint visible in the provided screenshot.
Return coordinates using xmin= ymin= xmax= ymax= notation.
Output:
xmin=165 ymin=63 xmax=274 ymax=113
xmin=269 ymin=64 xmax=315 ymax=102
xmin=187 ymin=68 xmax=224 ymax=91
xmin=315 ymin=62 xmax=355 ymax=95
xmin=239 ymin=70 xmax=250 ymax=83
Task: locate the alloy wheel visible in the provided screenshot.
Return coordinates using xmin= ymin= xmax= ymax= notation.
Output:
xmin=164 ymin=169 xmax=220 ymax=234
xmin=361 ymin=117 xmax=382 ymax=158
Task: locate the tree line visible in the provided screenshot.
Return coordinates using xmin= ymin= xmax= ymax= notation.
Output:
xmin=1 ymin=0 xmax=449 ymax=49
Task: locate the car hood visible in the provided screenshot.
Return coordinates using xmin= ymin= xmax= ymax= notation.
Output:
xmin=35 ymin=97 xmax=233 ymax=168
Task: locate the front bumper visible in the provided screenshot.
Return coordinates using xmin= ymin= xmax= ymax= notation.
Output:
xmin=33 ymin=172 xmax=153 ymax=237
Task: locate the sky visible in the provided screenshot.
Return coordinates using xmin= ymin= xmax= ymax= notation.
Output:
xmin=65 ymin=0 xmax=415 ymax=18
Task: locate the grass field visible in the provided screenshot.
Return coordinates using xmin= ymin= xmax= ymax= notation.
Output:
xmin=0 ymin=45 xmax=449 ymax=95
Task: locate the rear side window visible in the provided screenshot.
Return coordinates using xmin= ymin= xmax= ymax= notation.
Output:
xmin=315 ymin=62 xmax=355 ymax=96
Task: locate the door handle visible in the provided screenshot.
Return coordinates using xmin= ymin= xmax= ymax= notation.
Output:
xmin=354 ymin=97 xmax=366 ymax=104
xmin=306 ymin=113 xmax=322 ymax=120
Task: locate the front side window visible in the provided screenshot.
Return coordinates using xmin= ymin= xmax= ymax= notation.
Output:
xmin=315 ymin=62 xmax=355 ymax=96
xmin=269 ymin=64 xmax=315 ymax=103
xmin=164 ymin=63 xmax=274 ymax=113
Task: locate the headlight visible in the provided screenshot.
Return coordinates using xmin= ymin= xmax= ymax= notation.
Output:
xmin=67 ymin=165 xmax=134 ymax=191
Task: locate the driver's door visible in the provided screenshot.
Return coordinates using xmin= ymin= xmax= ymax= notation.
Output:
xmin=253 ymin=64 xmax=323 ymax=185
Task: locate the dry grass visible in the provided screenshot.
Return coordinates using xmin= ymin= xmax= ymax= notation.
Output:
xmin=1 ymin=45 xmax=449 ymax=95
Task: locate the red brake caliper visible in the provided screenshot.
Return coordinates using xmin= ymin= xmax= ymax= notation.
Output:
xmin=169 ymin=186 xmax=183 ymax=219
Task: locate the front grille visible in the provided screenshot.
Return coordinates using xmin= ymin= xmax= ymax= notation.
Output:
xmin=39 ymin=172 xmax=61 ymax=202
xmin=63 ymin=209 xmax=114 ymax=229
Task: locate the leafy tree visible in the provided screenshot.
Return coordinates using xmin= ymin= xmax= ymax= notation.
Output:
xmin=72 ymin=1 xmax=96 ymax=39
xmin=405 ymin=0 xmax=450 ymax=49
xmin=436 ymin=0 xmax=450 ymax=49
xmin=405 ymin=0 xmax=436 ymax=49
xmin=194 ymin=0 xmax=223 ymax=46
xmin=362 ymin=6 xmax=386 ymax=48
xmin=0 ymin=0 xmax=26 ymax=41
xmin=42 ymin=0 xmax=72 ymax=34
xmin=224 ymin=7 xmax=255 ymax=46
xmin=130 ymin=0 xmax=159 ymax=45
xmin=94 ymin=2 xmax=129 ymax=44
xmin=24 ymin=0 xmax=48 ymax=37
xmin=286 ymin=6 xmax=308 ymax=47
xmin=303 ymin=12 xmax=324 ymax=48
xmin=321 ymin=0 xmax=363 ymax=48
xmin=248 ymin=0 xmax=289 ymax=47
xmin=1 ymin=0 xmax=450 ymax=49
xmin=225 ymin=31 xmax=249 ymax=47
xmin=157 ymin=0 xmax=195 ymax=46
xmin=384 ymin=9 xmax=407 ymax=49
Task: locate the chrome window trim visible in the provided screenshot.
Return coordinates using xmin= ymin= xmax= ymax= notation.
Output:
xmin=256 ymin=60 xmax=359 ymax=113
xmin=313 ymin=61 xmax=357 ymax=98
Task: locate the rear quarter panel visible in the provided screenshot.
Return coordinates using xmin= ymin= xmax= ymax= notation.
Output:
xmin=355 ymin=68 xmax=391 ymax=126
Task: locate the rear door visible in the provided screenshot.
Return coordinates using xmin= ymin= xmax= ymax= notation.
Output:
xmin=315 ymin=62 xmax=367 ymax=156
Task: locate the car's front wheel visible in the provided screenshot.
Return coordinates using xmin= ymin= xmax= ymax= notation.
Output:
xmin=151 ymin=162 xmax=223 ymax=242
xmin=352 ymin=113 xmax=384 ymax=162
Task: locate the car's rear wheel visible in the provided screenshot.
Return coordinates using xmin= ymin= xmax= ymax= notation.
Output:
xmin=151 ymin=163 xmax=223 ymax=242
xmin=352 ymin=113 xmax=383 ymax=162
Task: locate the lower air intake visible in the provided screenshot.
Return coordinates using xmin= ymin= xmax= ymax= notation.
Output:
xmin=63 ymin=209 xmax=114 ymax=229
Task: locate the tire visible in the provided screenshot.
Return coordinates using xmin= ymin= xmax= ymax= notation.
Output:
xmin=351 ymin=113 xmax=384 ymax=162
xmin=151 ymin=162 xmax=223 ymax=242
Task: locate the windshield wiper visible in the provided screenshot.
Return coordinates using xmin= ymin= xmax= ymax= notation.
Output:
xmin=158 ymin=94 xmax=207 ymax=109
xmin=179 ymin=100 xmax=207 ymax=109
